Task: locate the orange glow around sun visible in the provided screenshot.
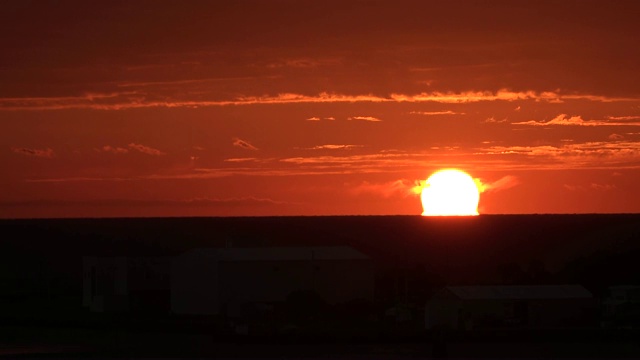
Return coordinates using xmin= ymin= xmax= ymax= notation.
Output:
xmin=420 ymin=169 xmax=480 ymax=216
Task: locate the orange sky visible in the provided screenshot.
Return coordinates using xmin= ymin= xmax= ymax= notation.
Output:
xmin=2 ymin=0 xmax=640 ymax=218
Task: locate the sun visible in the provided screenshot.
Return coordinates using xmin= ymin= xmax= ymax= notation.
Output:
xmin=420 ymin=169 xmax=480 ymax=216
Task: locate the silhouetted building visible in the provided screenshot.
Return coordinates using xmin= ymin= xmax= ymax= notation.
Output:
xmin=602 ymin=285 xmax=640 ymax=328
xmin=82 ymin=257 xmax=170 ymax=313
xmin=171 ymin=246 xmax=373 ymax=316
xmin=425 ymin=285 xmax=595 ymax=330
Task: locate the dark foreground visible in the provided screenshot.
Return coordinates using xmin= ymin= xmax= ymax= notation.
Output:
xmin=1 ymin=214 xmax=640 ymax=358
xmin=2 ymin=325 xmax=640 ymax=358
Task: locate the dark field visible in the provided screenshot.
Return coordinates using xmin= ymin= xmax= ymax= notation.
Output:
xmin=1 ymin=214 xmax=640 ymax=358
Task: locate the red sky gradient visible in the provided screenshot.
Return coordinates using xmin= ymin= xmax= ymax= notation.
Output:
xmin=2 ymin=0 xmax=640 ymax=218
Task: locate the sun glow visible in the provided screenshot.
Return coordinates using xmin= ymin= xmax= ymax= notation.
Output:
xmin=420 ymin=169 xmax=480 ymax=216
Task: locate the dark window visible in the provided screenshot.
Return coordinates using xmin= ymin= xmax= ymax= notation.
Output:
xmin=91 ymin=267 xmax=97 ymax=297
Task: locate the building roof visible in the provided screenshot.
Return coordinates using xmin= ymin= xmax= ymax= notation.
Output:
xmin=182 ymin=246 xmax=369 ymax=261
xmin=445 ymin=285 xmax=592 ymax=300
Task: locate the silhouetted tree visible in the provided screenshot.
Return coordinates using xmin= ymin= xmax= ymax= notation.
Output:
xmin=497 ymin=262 xmax=530 ymax=284
xmin=526 ymin=259 xmax=552 ymax=284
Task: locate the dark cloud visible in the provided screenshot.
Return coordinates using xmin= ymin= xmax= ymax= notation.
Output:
xmin=128 ymin=143 xmax=165 ymax=156
xmin=11 ymin=147 xmax=54 ymax=158
xmin=233 ymin=137 xmax=258 ymax=150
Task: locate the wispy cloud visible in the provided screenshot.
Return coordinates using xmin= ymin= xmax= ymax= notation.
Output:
xmin=0 ymin=92 xmax=141 ymax=111
xmin=18 ymin=136 xmax=640 ymax=187
xmin=224 ymin=157 xmax=259 ymax=162
xmin=4 ymin=89 xmax=637 ymax=111
xmin=351 ymin=179 xmax=418 ymax=198
xmin=0 ymin=197 xmax=288 ymax=208
xmin=27 ymin=153 xmax=433 ymax=183
xmin=243 ymin=90 xmax=588 ymax=106
xmin=476 ymin=175 xmax=519 ymax=193
xmin=128 ymin=143 xmax=165 ymax=156
xmin=348 ymin=116 xmax=382 ymax=122
xmin=609 ymin=133 xmax=624 ymax=140
xmin=264 ymin=57 xmax=340 ymax=69
xmin=484 ymin=116 xmax=507 ymax=123
xmin=100 ymin=145 xmax=129 ymax=154
xmin=305 ymin=116 xmax=336 ymax=121
xmin=389 ymin=90 xmax=638 ymax=104
xmin=11 ymin=147 xmax=54 ymax=158
xmin=187 ymin=196 xmax=288 ymax=206
xmin=480 ymin=141 xmax=640 ymax=156
xmin=409 ymin=110 xmax=464 ymax=116
xmin=513 ymin=114 xmax=640 ymax=127
xmin=117 ymin=77 xmax=256 ymax=88
xmin=234 ymin=93 xmax=386 ymax=106
xmin=279 ymin=153 xmax=409 ymax=165
xmin=232 ymin=137 xmax=258 ymax=151
xmin=99 ymin=144 xmax=166 ymax=155
xmin=607 ymin=116 xmax=640 ymax=121
xmin=564 ymin=183 xmax=616 ymax=191
xmin=304 ymin=144 xmax=363 ymax=150
xmin=477 ymin=140 xmax=640 ymax=169
xmin=26 ymin=176 xmax=143 ymax=183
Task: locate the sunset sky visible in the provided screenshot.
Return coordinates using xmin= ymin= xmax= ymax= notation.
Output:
xmin=2 ymin=0 xmax=640 ymax=218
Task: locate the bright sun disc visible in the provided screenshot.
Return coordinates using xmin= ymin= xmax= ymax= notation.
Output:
xmin=421 ymin=169 xmax=480 ymax=216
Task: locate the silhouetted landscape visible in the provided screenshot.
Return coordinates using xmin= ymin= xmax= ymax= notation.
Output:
xmin=4 ymin=0 xmax=640 ymax=357
xmin=1 ymin=214 xmax=640 ymax=358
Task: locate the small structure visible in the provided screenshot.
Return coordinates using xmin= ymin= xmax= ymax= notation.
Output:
xmin=171 ymin=246 xmax=373 ymax=316
xmin=82 ymin=257 xmax=171 ymax=313
xmin=602 ymin=285 xmax=640 ymax=328
xmin=425 ymin=285 xmax=595 ymax=330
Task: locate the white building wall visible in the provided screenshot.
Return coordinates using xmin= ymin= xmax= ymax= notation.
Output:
xmin=425 ymin=292 xmax=461 ymax=330
xmin=171 ymin=253 xmax=220 ymax=315
xmin=313 ymin=259 xmax=374 ymax=304
xmin=171 ymin=248 xmax=374 ymax=316
xmin=219 ymin=260 xmax=313 ymax=316
xmin=219 ymin=259 xmax=373 ymax=313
